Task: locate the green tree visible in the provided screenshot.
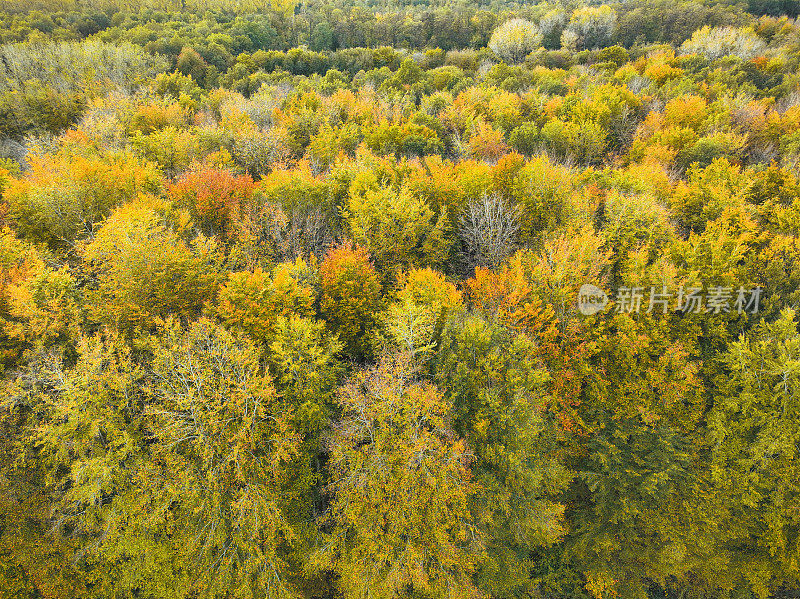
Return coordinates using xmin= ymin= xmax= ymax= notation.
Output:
xmin=434 ymin=315 xmax=571 ymax=597
xmin=707 ymin=309 xmax=800 ymax=596
xmin=23 ymin=319 xmax=313 ymax=598
xmin=569 ymin=315 xmax=708 ymax=598
xmin=269 ymin=314 xmax=342 ymax=432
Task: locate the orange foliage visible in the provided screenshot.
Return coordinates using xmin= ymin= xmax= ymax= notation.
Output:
xmin=170 ymin=167 xmax=255 ymax=239
xmin=491 ymin=152 xmax=525 ymax=198
xmin=212 ymin=260 xmax=315 ymax=342
xmin=319 ymin=242 xmax=382 ymax=360
xmin=467 ymin=121 xmax=509 ymax=162
xmin=465 ymin=233 xmax=610 ymax=434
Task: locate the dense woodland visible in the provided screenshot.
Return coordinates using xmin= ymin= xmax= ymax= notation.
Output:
xmin=3 ymin=0 xmax=800 ymax=597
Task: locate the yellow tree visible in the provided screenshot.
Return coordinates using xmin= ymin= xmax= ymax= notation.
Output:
xmin=385 ymin=267 xmax=463 ymax=362
xmin=344 ymin=184 xmax=451 ymax=276
xmin=319 ymin=354 xmax=483 ymax=599
xmin=83 ymin=203 xmax=221 ymax=332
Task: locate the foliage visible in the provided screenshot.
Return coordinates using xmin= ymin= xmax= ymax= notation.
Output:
xmin=318 ymin=243 xmax=382 ymax=361
xmin=563 ymin=5 xmax=617 ymax=51
xmin=434 ymin=316 xmax=571 ymax=597
xmin=345 ymin=184 xmax=451 ymax=275
xmin=7 ymin=148 xmax=161 ymax=248
xmin=212 ymin=259 xmax=315 ymax=344
xmin=2 ymin=1 xmax=800 ymax=597
xmin=169 ymin=166 xmax=256 ymax=240
xmin=83 ymin=203 xmax=221 ymax=331
xmin=19 ymin=320 xmax=308 ymax=598
xmin=320 ymin=354 xmax=482 ymax=599
xmin=489 ymin=18 xmax=543 ymax=64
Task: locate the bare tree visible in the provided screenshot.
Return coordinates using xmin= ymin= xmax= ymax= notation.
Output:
xmin=458 ymin=193 xmax=521 ymax=270
xmin=280 ymin=206 xmax=333 ymax=261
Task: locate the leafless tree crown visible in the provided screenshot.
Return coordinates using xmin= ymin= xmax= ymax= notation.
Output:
xmin=458 ymin=192 xmax=521 ymax=270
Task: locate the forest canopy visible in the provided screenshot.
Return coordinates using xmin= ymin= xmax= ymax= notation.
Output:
xmin=2 ymin=0 xmax=800 ymax=598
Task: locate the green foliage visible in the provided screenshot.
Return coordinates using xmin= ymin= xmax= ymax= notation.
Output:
xmin=708 ymin=309 xmax=800 ymax=593
xmin=509 ymin=122 xmax=540 ymax=156
xmin=269 ymin=314 xmax=342 ymax=432
xmin=0 ymin=40 xmax=167 ymax=138
xmin=569 ymin=315 xmax=707 ymax=598
xmin=20 ymin=319 xmax=310 ymax=598
xmin=434 ymin=316 xmax=571 ymax=597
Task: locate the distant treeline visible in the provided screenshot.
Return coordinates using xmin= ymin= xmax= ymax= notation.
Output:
xmin=1 ymin=0 xmax=799 ymax=142
xmin=0 ymin=0 xmax=794 ymax=56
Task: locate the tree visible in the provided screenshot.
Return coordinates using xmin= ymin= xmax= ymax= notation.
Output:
xmin=310 ymin=22 xmax=335 ymax=51
xmin=176 ymin=46 xmax=208 ymax=84
xmin=344 ymin=184 xmax=451 ymax=276
xmin=568 ymin=314 xmax=708 ymax=599
xmin=464 ymin=230 xmax=610 ymax=432
xmin=706 ymin=309 xmax=800 ymax=595
xmin=211 ymin=258 xmax=315 ymax=345
xmin=144 ymin=319 xmax=310 ymax=598
xmin=0 ymin=333 xmax=136 ymax=598
xmin=458 ymin=192 xmax=520 ymax=271
xmin=680 ymin=26 xmax=766 ymax=60
xmin=319 ymin=354 xmax=482 ymax=599
xmin=488 ymin=18 xmax=543 ymax=64
xmin=563 ymin=5 xmax=617 ymax=51
xmin=130 ymin=126 xmax=201 ymax=178
xmin=269 ymin=314 xmax=342 ymax=433
xmin=169 ymin=166 xmax=255 ymax=240
xmin=539 ymin=8 xmax=567 ymax=49
xmin=6 ymin=150 xmax=161 ymax=249
xmin=466 ymin=121 xmax=509 ymax=162
xmin=83 ymin=203 xmax=221 ymax=332
xmin=385 ymin=267 xmax=463 ymax=362
xmin=319 ymin=243 xmax=382 ymax=361
xmin=509 ymin=122 xmax=540 ymax=157
xmin=0 ymin=227 xmax=44 ymax=367
xmin=433 ymin=316 xmax=571 ymax=597
xmin=509 ymin=154 xmax=574 ymax=240
xmin=22 ymin=319 xmax=311 ymax=598
xmin=4 ymin=266 xmax=82 ymax=358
